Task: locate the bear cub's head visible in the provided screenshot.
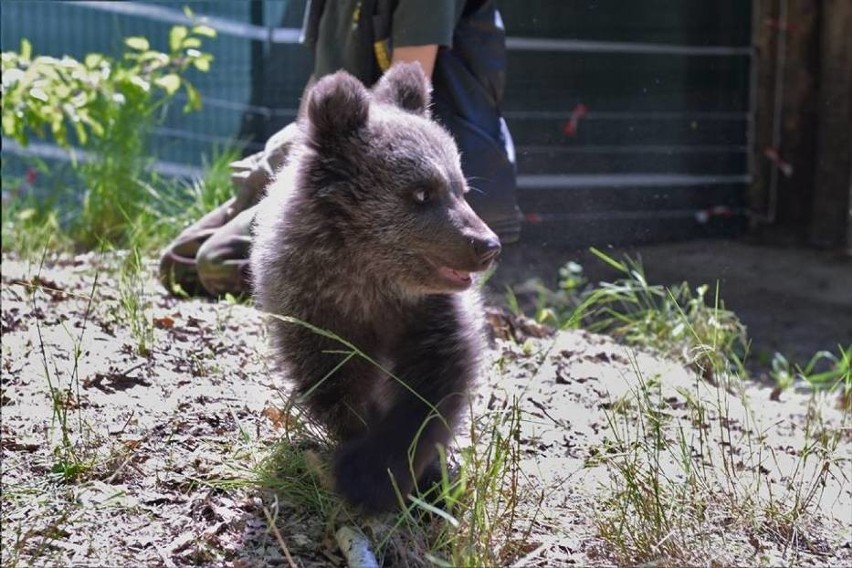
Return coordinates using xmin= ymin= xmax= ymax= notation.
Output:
xmin=298 ymin=62 xmax=501 ymax=294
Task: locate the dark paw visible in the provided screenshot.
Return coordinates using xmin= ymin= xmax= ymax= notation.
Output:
xmin=416 ymin=460 xmax=443 ymax=494
xmin=411 ymin=458 xmax=461 ymax=514
xmin=332 ymin=440 xmax=412 ymax=514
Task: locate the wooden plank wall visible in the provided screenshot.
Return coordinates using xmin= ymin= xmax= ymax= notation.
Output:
xmin=810 ymin=0 xmax=852 ymax=250
xmin=752 ymin=0 xmax=852 ymax=250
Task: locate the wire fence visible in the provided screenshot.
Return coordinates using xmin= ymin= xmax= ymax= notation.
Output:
xmin=1 ymin=0 xmax=753 ymax=243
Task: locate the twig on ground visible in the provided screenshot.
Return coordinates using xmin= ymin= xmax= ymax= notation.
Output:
xmin=263 ymin=503 xmax=298 ymax=568
xmin=510 ymin=541 xmax=549 ymax=568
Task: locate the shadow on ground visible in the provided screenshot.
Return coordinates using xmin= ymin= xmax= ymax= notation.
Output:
xmin=490 ymin=237 xmax=852 ymax=374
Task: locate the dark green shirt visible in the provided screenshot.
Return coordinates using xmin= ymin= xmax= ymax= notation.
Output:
xmin=313 ymin=0 xmax=463 ymax=85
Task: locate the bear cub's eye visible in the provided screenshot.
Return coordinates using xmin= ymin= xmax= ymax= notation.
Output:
xmin=412 ymin=188 xmax=431 ymax=204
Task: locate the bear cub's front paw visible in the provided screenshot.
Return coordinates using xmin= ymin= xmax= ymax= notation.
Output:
xmin=332 ymin=439 xmax=413 ymax=515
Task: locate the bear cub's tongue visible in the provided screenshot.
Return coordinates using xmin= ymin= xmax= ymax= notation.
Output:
xmin=438 ymin=266 xmax=472 ymax=285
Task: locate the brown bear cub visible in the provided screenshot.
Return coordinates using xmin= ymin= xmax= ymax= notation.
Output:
xmin=250 ymin=63 xmax=501 ymax=514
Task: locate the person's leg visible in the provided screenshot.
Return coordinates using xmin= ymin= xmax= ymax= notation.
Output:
xmin=158 ymin=124 xmax=300 ymax=297
xmin=159 ymin=123 xmax=300 ymax=297
xmin=196 ymin=206 xmax=258 ymax=297
xmin=158 ymin=197 xmax=239 ymax=297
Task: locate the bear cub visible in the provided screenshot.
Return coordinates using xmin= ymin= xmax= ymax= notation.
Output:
xmin=250 ymin=63 xmax=501 ymax=514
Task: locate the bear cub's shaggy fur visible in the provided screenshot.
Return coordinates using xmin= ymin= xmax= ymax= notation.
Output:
xmin=250 ymin=63 xmax=501 ymax=513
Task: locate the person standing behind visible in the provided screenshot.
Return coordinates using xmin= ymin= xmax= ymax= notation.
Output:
xmin=159 ymin=0 xmax=521 ymax=297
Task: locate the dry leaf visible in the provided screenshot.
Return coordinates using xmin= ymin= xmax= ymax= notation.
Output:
xmin=261 ymin=405 xmax=288 ymax=429
xmin=153 ymin=315 xmax=175 ymax=329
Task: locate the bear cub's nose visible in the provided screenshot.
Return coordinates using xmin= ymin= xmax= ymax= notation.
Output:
xmin=473 ymin=236 xmax=502 ymax=266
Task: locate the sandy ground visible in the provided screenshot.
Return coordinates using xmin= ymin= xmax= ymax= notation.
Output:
xmin=1 ymin=252 xmax=850 ymax=567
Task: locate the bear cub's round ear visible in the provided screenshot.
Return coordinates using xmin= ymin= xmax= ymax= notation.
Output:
xmin=306 ymin=71 xmax=370 ymax=141
xmin=372 ymin=62 xmax=431 ymax=116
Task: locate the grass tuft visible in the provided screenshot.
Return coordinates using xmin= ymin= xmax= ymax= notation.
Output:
xmin=246 ymin=315 xmax=537 ymax=566
xmin=592 ymin=354 xmax=849 ymax=565
xmin=572 ymin=248 xmax=749 ymax=385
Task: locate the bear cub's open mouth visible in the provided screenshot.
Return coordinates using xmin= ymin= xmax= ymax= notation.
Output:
xmin=436 ymin=265 xmax=473 ymax=287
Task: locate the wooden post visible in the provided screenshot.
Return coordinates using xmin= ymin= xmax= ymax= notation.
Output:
xmin=752 ymin=0 xmax=852 ymax=249
xmin=750 ymin=0 xmax=821 ymax=234
xmin=808 ymin=0 xmax=852 ymax=249
xmin=750 ymin=0 xmax=780 ymax=220
xmin=774 ymin=0 xmax=820 ymax=236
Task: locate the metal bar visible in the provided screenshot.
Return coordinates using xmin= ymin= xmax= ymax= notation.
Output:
xmin=179 ymin=99 xmax=748 ymax=123
xmin=70 ymin=1 xmax=751 ymax=56
xmin=2 ymin=138 xmax=204 ymax=179
xmin=506 ymin=36 xmax=752 ymax=57
xmin=151 ymin=126 xmax=243 ymax=146
xmin=517 ymin=173 xmax=751 ymax=190
xmin=524 ymin=209 xmax=745 ymax=222
xmin=3 ymin=137 xmax=750 ymax=187
xmin=71 ymin=1 xmax=301 ymax=43
xmin=171 ymin=92 xmax=299 ymax=117
xmin=517 ymin=145 xmax=748 ymax=155
xmin=182 ymin=100 xmax=748 ymax=124
xmin=504 ymin=110 xmax=750 ymax=121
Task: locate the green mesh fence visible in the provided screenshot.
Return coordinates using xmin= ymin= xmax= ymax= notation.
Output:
xmin=1 ymin=0 xmax=312 ymax=174
xmin=2 ymin=0 xmax=753 ymax=244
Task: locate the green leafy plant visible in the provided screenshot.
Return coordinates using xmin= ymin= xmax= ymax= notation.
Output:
xmin=570 ymin=248 xmax=749 ymax=383
xmin=1 ymin=14 xmax=216 ymax=248
xmin=503 ymin=249 xmax=749 ymax=383
xmin=770 ymin=346 xmax=851 ymax=396
xmin=504 ymin=261 xmax=589 ymax=328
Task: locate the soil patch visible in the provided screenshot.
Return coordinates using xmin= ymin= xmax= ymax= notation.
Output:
xmin=2 ymin=253 xmax=850 ymax=566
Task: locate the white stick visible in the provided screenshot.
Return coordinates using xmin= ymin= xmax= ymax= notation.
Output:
xmin=335 ymin=526 xmax=379 ymax=568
